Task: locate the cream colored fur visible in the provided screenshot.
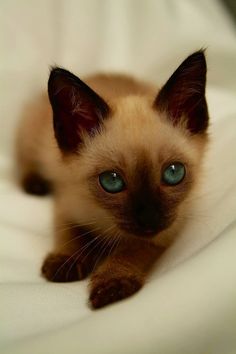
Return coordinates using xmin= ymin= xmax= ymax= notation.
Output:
xmin=16 ymin=74 xmax=207 ymax=250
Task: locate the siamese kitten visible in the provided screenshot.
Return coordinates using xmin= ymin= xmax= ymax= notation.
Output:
xmin=16 ymin=51 xmax=209 ymax=309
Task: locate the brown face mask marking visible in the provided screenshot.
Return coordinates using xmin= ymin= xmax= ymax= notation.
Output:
xmin=120 ymin=156 xmax=175 ymax=237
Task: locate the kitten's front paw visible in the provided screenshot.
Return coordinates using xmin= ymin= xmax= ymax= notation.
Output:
xmin=89 ymin=276 xmax=142 ymax=309
xmin=41 ymin=253 xmax=89 ymax=282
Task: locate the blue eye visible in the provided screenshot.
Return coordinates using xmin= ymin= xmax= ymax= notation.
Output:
xmin=99 ymin=171 xmax=125 ymax=193
xmin=162 ymin=163 xmax=186 ymax=185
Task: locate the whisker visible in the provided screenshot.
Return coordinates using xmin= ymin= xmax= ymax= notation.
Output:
xmin=55 ymin=215 xmax=115 ymax=235
xmin=106 ymin=232 xmax=120 ymax=259
xmin=52 ymin=248 xmax=82 ymax=281
xmin=67 ymin=224 xmax=115 ymax=250
xmin=78 ymin=225 xmax=116 ymax=265
xmin=113 ymin=232 xmax=122 ymax=255
xmin=65 ymin=224 xmax=116 ymax=279
xmin=80 ymin=235 xmax=106 ymax=264
xmin=65 ymin=235 xmax=103 ymax=279
xmin=53 ymin=223 xmax=118 ymax=280
xmin=56 ymin=221 xmax=98 ymax=234
xmin=58 ymin=226 xmax=102 ymax=250
xmin=91 ymin=236 xmax=113 ymax=273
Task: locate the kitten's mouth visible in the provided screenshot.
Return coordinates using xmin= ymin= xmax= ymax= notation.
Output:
xmin=118 ymin=216 xmax=174 ymax=239
xmin=118 ymin=223 xmax=159 ymax=238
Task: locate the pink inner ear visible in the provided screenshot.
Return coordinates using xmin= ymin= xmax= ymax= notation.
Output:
xmin=164 ymin=82 xmax=207 ymax=132
xmin=53 ymin=86 xmax=104 ymax=152
xmin=52 ymin=86 xmax=84 ymax=152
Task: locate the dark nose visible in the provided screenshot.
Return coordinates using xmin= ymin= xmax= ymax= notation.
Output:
xmin=134 ymin=204 xmax=159 ymax=235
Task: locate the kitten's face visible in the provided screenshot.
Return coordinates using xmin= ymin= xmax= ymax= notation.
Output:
xmin=78 ymin=97 xmax=205 ymax=239
xmin=48 ymin=51 xmax=209 ymax=243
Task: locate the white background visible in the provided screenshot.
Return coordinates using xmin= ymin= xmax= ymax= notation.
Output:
xmin=0 ymin=1 xmax=236 ymax=353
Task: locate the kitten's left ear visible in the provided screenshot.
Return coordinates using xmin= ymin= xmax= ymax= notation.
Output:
xmin=154 ymin=50 xmax=209 ymax=134
xmin=48 ymin=68 xmax=110 ymax=153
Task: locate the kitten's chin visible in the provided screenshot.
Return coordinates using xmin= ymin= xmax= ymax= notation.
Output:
xmin=118 ymin=224 xmax=162 ymax=239
xmin=118 ymin=219 xmax=175 ymax=240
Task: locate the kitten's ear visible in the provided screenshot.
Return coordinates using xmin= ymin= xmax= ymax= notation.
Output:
xmin=154 ymin=50 xmax=209 ymax=134
xmin=48 ymin=68 xmax=110 ymax=153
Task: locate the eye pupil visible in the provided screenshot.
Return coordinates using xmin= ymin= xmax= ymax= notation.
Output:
xmin=99 ymin=171 xmax=125 ymax=193
xmin=162 ymin=163 xmax=185 ymax=185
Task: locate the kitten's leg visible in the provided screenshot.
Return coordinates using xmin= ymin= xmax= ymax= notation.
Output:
xmin=22 ymin=172 xmax=52 ymax=196
xmin=89 ymin=239 xmax=164 ymax=309
xmin=16 ymin=140 xmax=52 ymax=196
xmin=16 ymin=136 xmax=52 ymax=196
xmin=41 ymin=219 xmax=105 ymax=282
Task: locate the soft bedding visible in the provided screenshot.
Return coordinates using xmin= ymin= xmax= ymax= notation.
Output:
xmin=1 ymin=1 xmax=236 ymax=353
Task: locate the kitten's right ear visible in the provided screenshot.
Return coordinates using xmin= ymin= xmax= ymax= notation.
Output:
xmin=48 ymin=68 xmax=110 ymax=153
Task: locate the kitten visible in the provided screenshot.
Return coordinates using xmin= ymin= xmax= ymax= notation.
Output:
xmin=16 ymin=51 xmax=209 ymax=309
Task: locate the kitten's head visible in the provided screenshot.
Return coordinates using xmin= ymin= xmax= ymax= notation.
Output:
xmin=48 ymin=51 xmax=209 ymax=245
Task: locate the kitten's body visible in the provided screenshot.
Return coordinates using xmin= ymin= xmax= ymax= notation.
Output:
xmin=16 ymin=52 xmax=209 ymax=308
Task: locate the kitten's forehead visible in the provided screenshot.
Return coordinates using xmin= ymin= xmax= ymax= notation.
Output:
xmin=82 ymin=95 xmax=202 ymax=174
xmin=107 ymin=98 xmax=195 ymax=158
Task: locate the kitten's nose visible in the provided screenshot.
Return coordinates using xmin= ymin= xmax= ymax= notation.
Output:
xmin=134 ymin=204 xmax=159 ymax=235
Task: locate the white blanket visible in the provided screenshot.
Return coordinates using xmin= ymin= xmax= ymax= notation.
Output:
xmin=1 ymin=1 xmax=236 ymax=353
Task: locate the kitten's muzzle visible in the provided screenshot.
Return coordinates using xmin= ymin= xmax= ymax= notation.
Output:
xmin=133 ymin=204 xmax=160 ymax=237
xmin=118 ymin=201 xmax=172 ymax=238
